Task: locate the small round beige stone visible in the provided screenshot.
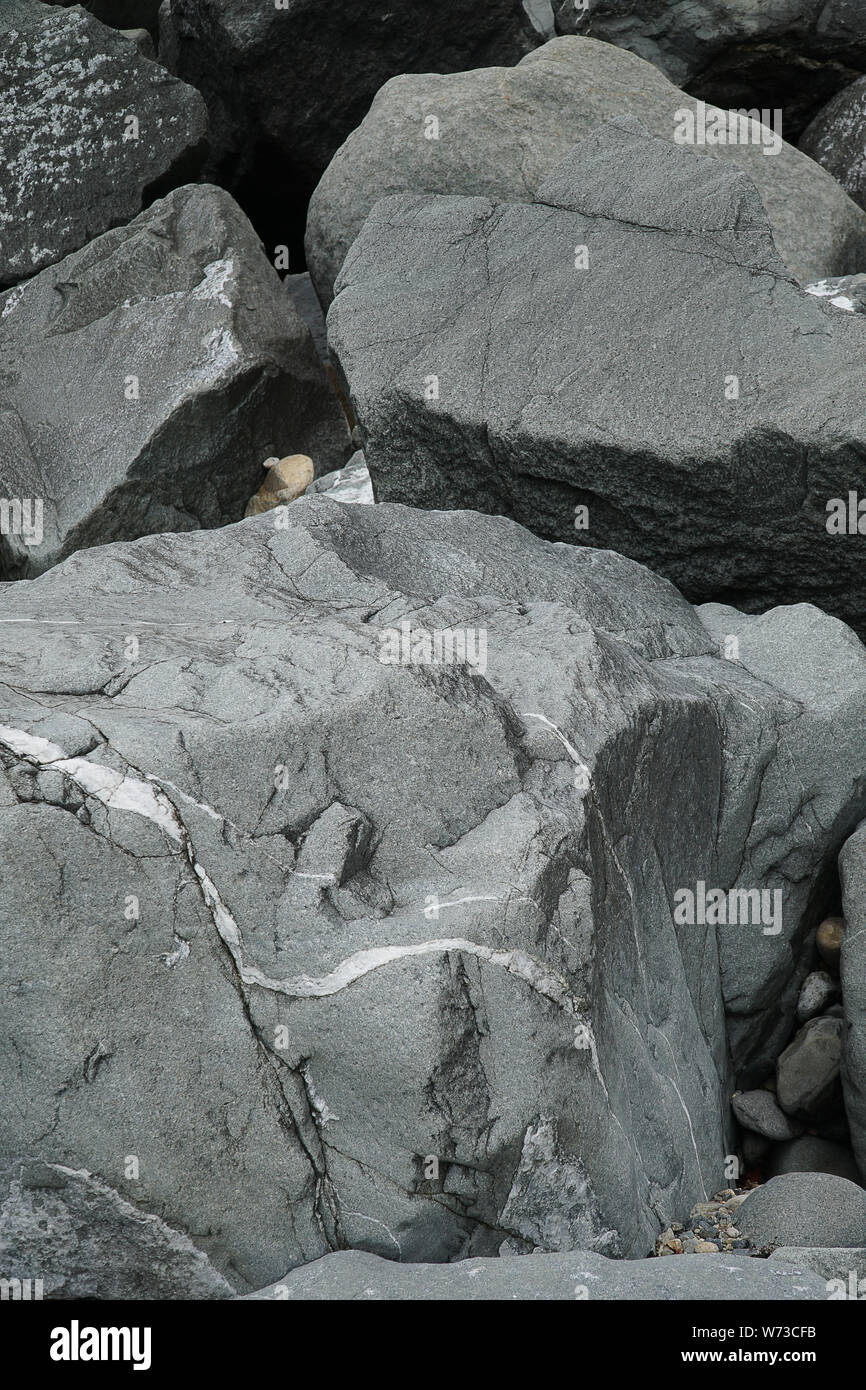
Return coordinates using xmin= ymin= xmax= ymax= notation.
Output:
xmin=817 ymin=916 xmax=845 ymax=972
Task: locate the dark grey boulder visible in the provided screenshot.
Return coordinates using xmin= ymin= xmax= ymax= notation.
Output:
xmin=0 ymin=183 xmax=350 ymax=579
xmin=737 ymin=1173 xmax=866 ymax=1250
xmin=732 ymin=1091 xmax=802 ymax=1141
xmin=0 ymin=1161 xmax=235 ymax=1299
xmin=307 ymin=36 xmax=866 ymax=306
xmin=777 ymin=1018 xmax=844 ymax=1120
xmin=554 ymin=0 xmax=866 ymax=136
xmin=797 ymin=971 xmax=840 ymax=1023
xmin=0 ymin=1 xmax=208 ymax=287
xmin=767 ymin=1137 xmax=862 ymax=1185
xmin=243 ymin=1247 xmax=829 ymax=1300
xmin=801 ymin=76 xmax=866 ymax=214
xmin=840 ymin=822 xmax=866 ymax=1183
xmin=329 ymin=116 xmax=866 ymax=633
xmin=57 ymin=2 xmax=163 ymax=28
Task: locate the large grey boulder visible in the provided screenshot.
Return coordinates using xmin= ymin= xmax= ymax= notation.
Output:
xmin=307 ymin=36 xmax=866 ymax=306
xmin=736 ymin=1173 xmax=866 ymax=1250
xmin=840 ymin=822 xmax=866 ymax=1182
xmin=329 ymin=116 xmax=866 ymax=633
xmin=0 ymin=1 xmax=208 ymax=287
xmin=167 ymin=0 xmax=537 ymax=207
xmin=554 ymin=1 xmax=866 ymax=136
xmin=732 ymin=1091 xmax=802 ymax=1142
xmin=0 ymin=183 xmax=350 ymax=579
xmin=800 ymin=76 xmax=866 ymax=214
xmin=1 ymin=497 xmax=865 ymax=1286
xmin=243 ymin=1247 xmax=829 ymax=1300
xmin=0 ymin=1161 xmax=234 ymax=1299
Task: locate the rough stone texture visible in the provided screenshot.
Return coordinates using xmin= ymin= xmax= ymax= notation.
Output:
xmin=737 ymin=1173 xmax=866 ymax=1250
xmin=307 ymin=36 xmax=866 ymax=306
xmin=329 ymin=116 xmax=866 ymax=633
xmin=797 ymin=971 xmax=839 ymax=1023
xmin=1 ymin=498 xmax=865 ymax=1285
xmin=732 ymin=1091 xmax=802 ymax=1141
xmin=0 ymin=183 xmax=350 ymax=579
xmin=801 ymin=76 xmax=866 ymax=214
xmin=286 ymin=273 xmax=328 ymax=364
xmin=805 ymin=274 xmax=866 ymax=314
xmin=58 ymin=2 xmax=163 ymax=28
xmin=0 ymin=1 xmax=208 ymax=287
xmin=242 ymin=1247 xmax=829 ymax=1299
xmin=776 ymin=1018 xmax=844 ymax=1119
xmin=0 ymin=1161 xmax=235 ymax=1299
xmin=305 ymin=451 xmax=374 ymax=505
xmin=168 ymin=0 xmax=537 ymax=199
xmin=769 ymin=1246 xmax=866 ymax=1287
xmin=554 ymin=1 xmax=866 ymax=136
xmin=840 ymin=823 xmax=866 ymax=1183
xmin=767 ymin=1137 xmax=862 ymax=1185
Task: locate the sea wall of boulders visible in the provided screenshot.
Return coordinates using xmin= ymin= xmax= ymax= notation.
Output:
xmin=3 ymin=1 xmax=866 ymax=1300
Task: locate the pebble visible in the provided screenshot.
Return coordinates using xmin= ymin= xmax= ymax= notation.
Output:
xmin=816 ymin=915 xmax=844 ymax=972
xmin=796 ymin=969 xmax=839 ymax=1022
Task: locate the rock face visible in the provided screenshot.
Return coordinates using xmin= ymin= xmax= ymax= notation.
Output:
xmin=307 ymin=36 xmax=866 ymax=307
xmin=0 ymin=1 xmax=208 ymax=287
xmin=0 ymin=183 xmax=350 ymax=580
xmin=801 ymin=76 xmax=866 ymax=214
xmin=736 ymin=1172 xmax=866 ymax=1250
xmin=0 ymin=1162 xmax=234 ymax=1299
xmin=1 ymin=497 xmax=864 ymax=1285
xmin=243 ymin=1247 xmax=829 ymax=1300
xmin=554 ymin=1 xmax=866 ymax=136
xmin=329 ymin=116 xmax=866 ymax=632
xmin=168 ymin=0 xmax=536 ymax=202
xmin=840 ymin=823 xmax=866 ymax=1181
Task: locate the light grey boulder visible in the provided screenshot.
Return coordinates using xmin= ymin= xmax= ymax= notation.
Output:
xmin=732 ymin=1091 xmax=802 ymax=1141
xmin=329 ymin=116 xmax=866 ymax=634
xmin=243 ymin=1247 xmax=829 ymax=1300
xmin=0 ymin=182 xmax=350 ymax=579
xmin=285 ymin=273 xmax=328 ymax=364
xmin=307 ymin=36 xmax=866 ymax=306
xmin=777 ymin=1018 xmax=844 ymax=1120
xmin=801 ymin=76 xmax=866 ymax=214
xmin=805 ymin=274 xmax=866 ymax=313
xmin=2 ymin=497 xmax=866 ymax=1285
xmin=767 ymin=1137 xmax=862 ymax=1185
xmin=0 ymin=2 xmax=208 ymax=287
xmin=0 ymin=1161 xmax=235 ymax=1299
xmin=840 ymin=822 xmax=866 ymax=1183
xmin=554 ymin=0 xmax=866 ymax=136
xmin=737 ymin=1173 xmax=866 ymax=1250
xmin=168 ymin=0 xmax=537 ymax=202
xmin=305 ymin=451 xmax=374 ymax=505
xmin=797 ymin=971 xmax=840 ymax=1023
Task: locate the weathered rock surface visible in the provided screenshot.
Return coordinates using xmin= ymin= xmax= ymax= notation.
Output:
xmin=1 ymin=497 xmax=864 ymax=1286
xmin=777 ymin=1018 xmax=844 ymax=1119
xmin=737 ymin=1172 xmax=866 ymax=1250
xmin=554 ymin=1 xmax=866 ymax=135
xmin=769 ymin=1245 xmax=866 ymax=1287
xmin=767 ymin=1137 xmax=862 ymax=1184
xmin=242 ymin=1247 xmax=829 ymax=1300
xmin=308 ymin=36 xmax=866 ymax=306
xmin=797 ymin=971 xmax=839 ymax=1023
xmin=305 ymin=451 xmax=374 ymax=506
xmin=806 ymin=274 xmax=866 ymax=314
xmin=840 ymin=823 xmax=866 ymax=1182
xmin=732 ymin=1091 xmax=802 ymax=1141
xmin=801 ymin=76 xmax=866 ymax=214
xmin=57 ymin=1 xmax=163 ymax=28
xmin=329 ymin=116 xmax=866 ymax=632
xmin=0 ymin=1 xmax=208 ymax=287
xmin=168 ymin=0 xmax=537 ymax=204
xmin=0 ymin=183 xmax=350 ymax=579
xmin=0 ymin=1161 xmax=235 ymax=1299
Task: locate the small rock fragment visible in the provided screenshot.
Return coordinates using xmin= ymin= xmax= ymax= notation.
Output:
xmin=817 ymin=916 xmax=845 ymax=972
